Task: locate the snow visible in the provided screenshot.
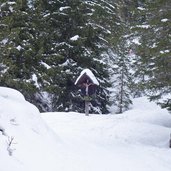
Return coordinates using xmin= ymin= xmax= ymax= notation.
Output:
xmin=9 ymin=6 xmax=13 ymax=12
xmin=0 ymin=87 xmax=61 ymax=171
xmin=40 ymin=61 xmax=51 ymax=69
xmin=1 ymin=38 xmax=8 ymax=45
xmin=43 ymin=13 xmax=50 ymax=18
xmin=0 ymin=64 xmax=9 ymax=74
xmin=87 ymin=22 xmax=111 ymax=34
xmin=16 ymin=45 xmax=22 ymax=51
xmin=132 ymin=37 xmax=141 ymax=45
xmin=0 ymin=87 xmax=25 ymax=101
xmin=7 ymin=2 xmax=16 ymax=5
xmin=101 ymin=0 xmax=116 ymax=10
xmin=70 ymin=35 xmax=79 ymax=41
xmin=42 ymin=97 xmax=171 ymax=171
xmin=160 ymin=50 xmax=170 ymax=54
xmin=132 ymin=25 xmax=150 ymax=29
xmin=32 ymin=74 xmax=40 ymax=88
xmin=75 ymin=68 xmax=99 ymax=85
xmin=161 ymin=19 xmax=168 ymax=22
xmin=59 ymin=6 xmax=71 ymax=12
xmin=1 ymin=87 xmax=171 ymax=171
xmin=57 ymin=42 xmax=73 ymax=48
xmin=137 ymin=7 xmax=146 ymax=11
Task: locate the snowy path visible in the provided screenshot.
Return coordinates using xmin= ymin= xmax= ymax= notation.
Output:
xmin=42 ymin=97 xmax=171 ymax=171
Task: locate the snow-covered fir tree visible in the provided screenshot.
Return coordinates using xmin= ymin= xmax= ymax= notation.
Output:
xmin=131 ymin=0 xmax=171 ymax=110
xmin=109 ymin=36 xmax=133 ymax=114
xmin=0 ymin=0 xmax=138 ymax=113
xmin=0 ymin=0 xmax=41 ymax=102
xmin=1 ymin=0 xmax=170 ymax=114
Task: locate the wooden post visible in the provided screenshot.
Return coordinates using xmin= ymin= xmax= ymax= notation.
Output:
xmin=85 ymin=100 xmax=89 ymax=116
xmin=75 ymin=69 xmax=99 ymax=115
xmin=85 ymin=83 xmax=89 ymax=116
xmin=169 ymin=134 xmax=171 ymax=148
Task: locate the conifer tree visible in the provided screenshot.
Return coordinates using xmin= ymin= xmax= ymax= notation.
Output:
xmin=131 ymin=0 xmax=171 ymax=109
xmin=106 ymin=0 xmax=137 ymax=113
xmin=109 ymin=36 xmax=133 ymax=113
xmin=0 ymin=0 xmax=51 ymax=111
xmin=32 ymin=0 xmax=115 ymax=113
xmin=0 ymin=0 xmax=138 ymax=113
xmin=0 ymin=1 xmax=37 ymax=96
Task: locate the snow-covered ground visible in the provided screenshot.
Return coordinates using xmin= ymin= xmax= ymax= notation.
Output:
xmin=1 ymin=87 xmax=171 ymax=171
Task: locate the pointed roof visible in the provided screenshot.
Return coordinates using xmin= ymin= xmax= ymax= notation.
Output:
xmin=75 ymin=69 xmax=99 ymax=86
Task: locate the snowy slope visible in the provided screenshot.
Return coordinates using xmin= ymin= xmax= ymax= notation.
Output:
xmin=1 ymin=87 xmax=171 ymax=171
xmin=42 ymin=97 xmax=171 ymax=171
xmin=0 ymin=87 xmax=63 ymax=171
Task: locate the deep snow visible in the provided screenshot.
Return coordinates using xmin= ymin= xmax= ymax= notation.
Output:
xmin=1 ymin=87 xmax=171 ymax=171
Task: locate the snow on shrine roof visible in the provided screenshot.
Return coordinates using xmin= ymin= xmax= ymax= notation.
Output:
xmin=75 ymin=69 xmax=99 ymax=86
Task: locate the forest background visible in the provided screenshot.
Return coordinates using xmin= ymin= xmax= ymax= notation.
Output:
xmin=0 ymin=0 xmax=170 ymax=114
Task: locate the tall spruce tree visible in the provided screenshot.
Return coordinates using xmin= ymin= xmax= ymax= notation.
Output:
xmin=32 ymin=0 xmax=116 ymax=113
xmin=109 ymin=35 xmax=133 ymax=114
xmin=0 ymin=0 xmax=55 ymax=111
xmin=1 ymin=0 xmax=139 ymax=113
xmin=0 ymin=0 xmax=39 ymax=101
xmin=131 ymin=0 xmax=171 ymax=109
xmin=106 ymin=0 xmax=136 ymax=113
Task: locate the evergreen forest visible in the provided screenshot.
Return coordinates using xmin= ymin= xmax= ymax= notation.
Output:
xmin=0 ymin=0 xmax=171 ymax=114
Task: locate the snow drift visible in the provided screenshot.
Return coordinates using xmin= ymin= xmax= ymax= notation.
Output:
xmin=0 ymin=87 xmax=61 ymax=171
xmin=1 ymin=87 xmax=171 ymax=171
xmin=42 ymin=98 xmax=171 ymax=171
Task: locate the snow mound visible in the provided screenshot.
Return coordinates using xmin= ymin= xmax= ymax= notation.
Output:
xmin=0 ymin=87 xmax=25 ymax=101
xmin=114 ymin=97 xmax=171 ymax=147
xmin=0 ymin=87 xmax=61 ymax=171
xmin=0 ymin=87 xmax=45 ymax=133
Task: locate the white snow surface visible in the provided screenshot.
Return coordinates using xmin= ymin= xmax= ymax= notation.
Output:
xmin=59 ymin=6 xmax=71 ymax=12
xmin=32 ymin=74 xmax=40 ymax=88
xmin=40 ymin=61 xmax=51 ymax=69
xmin=70 ymin=35 xmax=79 ymax=41
xmin=160 ymin=50 xmax=170 ymax=54
xmin=161 ymin=18 xmax=169 ymax=22
xmin=16 ymin=45 xmax=22 ymax=51
xmin=137 ymin=7 xmax=146 ymax=11
xmin=1 ymin=87 xmax=171 ymax=171
xmin=0 ymin=87 xmax=61 ymax=171
xmin=75 ymin=68 xmax=99 ymax=85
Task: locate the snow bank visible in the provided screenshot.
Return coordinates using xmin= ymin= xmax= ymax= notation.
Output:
xmin=0 ymin=87 xmax=61 ymax=171
xmin=0 ymin=87 xmax=25 ymax=101
xmin=42 ymin=97 xmax=171 ymax=171
xmin=1 ymin=86 xmax=171 ymax=171
xmin=116 ymin=97 xmax=171 ymax=147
